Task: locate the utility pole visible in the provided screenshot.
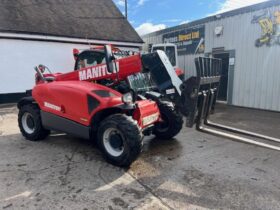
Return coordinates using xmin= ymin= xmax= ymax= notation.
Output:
xmin=125 ymin=0 xmax=128 ymax=19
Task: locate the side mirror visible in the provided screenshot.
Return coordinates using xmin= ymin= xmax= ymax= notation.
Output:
xmin=73 ymin=48 xmax=79 ymax=60
xmin=38 ymin=64 xmax=52 ymax=74
xmin=34 ymin=66 xmax=46 ymax=82
xmin=38 ymin=64 xmax=46 ymax=73
xmin=104 ymin=45 xmax=116 ymax=73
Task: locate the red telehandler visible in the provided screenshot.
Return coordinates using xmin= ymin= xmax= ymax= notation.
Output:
xmin=18 ymin=45 xmax=280 ymax=167
xmin=17 ymin=45 xmax=184 ymax=167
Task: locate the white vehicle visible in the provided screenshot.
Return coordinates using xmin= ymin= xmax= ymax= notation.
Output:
xmin=151 ymin=43 xmax=179 ymax=68
xmin=151 ymin=43 xmax=184 ymax=79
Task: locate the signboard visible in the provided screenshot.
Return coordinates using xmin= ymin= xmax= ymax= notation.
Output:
xmin=251 ymin=10 xmax=280 ymax=47
xmin=162 ymin=25 xmax=205 ymax=55
xmin=229 ymin=57 xmax=235 ymax=66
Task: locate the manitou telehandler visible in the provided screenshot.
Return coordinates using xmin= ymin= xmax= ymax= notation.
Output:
xmin=18 ymin=45 xmax=280 ymax=167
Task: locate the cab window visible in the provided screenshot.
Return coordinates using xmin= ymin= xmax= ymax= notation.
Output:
xmin=75 ymin=51 xmax=106 ymax=70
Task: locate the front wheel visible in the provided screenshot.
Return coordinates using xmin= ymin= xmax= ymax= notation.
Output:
xmin=18 ymin=104 xmax=50 ymax=141
xmin=154 ymin=102 xmax=183 ymax=140
xmin=97 ymin=114 xmax=143 ymax=167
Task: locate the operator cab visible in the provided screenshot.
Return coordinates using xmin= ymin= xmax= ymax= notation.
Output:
xmin=73 ymin=47 xmax=129 ymax=71
xmin=74 ymin=50 xmax=106 ymax=71
xmin=72 ymin=46 xmax=135 ymax=93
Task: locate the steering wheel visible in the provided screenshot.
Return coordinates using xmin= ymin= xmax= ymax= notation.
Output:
xmin=34 ymin=64 xmax=54 ymax=82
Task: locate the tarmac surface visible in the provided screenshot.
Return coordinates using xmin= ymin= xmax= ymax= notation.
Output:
xmin=0 ymin=103 xmax=280 ymax=210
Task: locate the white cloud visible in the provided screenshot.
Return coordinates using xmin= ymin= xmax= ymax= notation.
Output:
xmin=114 ymin=0 xmax=125 ymax=7
xmin=137 ymin=0 xmax=148 ymax=6
xmin=180 ymin=20 xmax=190 ymax=25
xmin=135 ymin=22 xmax=166 ymax=36
xmin=215 ymin=0 xmax=269 ymax=14
xmin=163 ymin=19 xmax=182 ymax=23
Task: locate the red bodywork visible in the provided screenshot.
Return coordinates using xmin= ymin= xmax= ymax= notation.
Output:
xmin=33 ymin=53 xmax=160 ymax=129
xmin=175 ymin=67 xmax=184 ymax=78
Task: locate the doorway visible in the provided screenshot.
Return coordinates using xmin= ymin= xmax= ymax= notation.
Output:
xmin=213 ymin=53 xmax=229 ymax=101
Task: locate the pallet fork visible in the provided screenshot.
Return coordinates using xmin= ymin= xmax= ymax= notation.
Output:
xmin=186 ymin=57 xmax=280 ymax=151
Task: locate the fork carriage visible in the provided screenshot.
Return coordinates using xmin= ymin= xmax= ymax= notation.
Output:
xmin=184 ymin=57 xmax=280 ymax=151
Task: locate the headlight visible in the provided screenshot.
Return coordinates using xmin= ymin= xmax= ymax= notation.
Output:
xmin=122 ymin=92 xmax=133 ymax=104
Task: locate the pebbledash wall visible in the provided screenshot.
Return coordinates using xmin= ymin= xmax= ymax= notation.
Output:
xmin=142 ymin=0 xmax=280 ymax=112
xmin=0 ymin=36 xmax=140 ymax=103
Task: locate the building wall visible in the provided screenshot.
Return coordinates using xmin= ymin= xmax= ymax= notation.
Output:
xmin=205 ymin=5 xmax=280 ymax=111
xmin=142 ymin=4 xmax=280 ymax=111
xmin=0 ymin=39 xmax=138 ymax=95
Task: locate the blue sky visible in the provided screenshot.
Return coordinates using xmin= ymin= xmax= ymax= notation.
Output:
xmin=113 ymin=0 xmax=268 ymax=35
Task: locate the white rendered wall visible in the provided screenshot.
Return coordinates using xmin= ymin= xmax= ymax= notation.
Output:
xmin=0 ymin=39 xmax=138 ymax=94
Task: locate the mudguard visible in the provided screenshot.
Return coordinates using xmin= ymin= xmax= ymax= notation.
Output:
xmin=17 ymin=96 xmax=35 ymax=109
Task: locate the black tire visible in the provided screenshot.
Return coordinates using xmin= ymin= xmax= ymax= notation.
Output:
xmin=97 ymin=114 xmax=143 ymax=167
xmin=154 ymin=101 xmax=183 ymax=140
xmin=18 ymin=104 xmax=50 ymax=141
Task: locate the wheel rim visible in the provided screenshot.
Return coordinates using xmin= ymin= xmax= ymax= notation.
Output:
xmin=22 ymin=112 xmax=35 ymax=134
xmin=103 ymin=128 xmax=125 ymax=157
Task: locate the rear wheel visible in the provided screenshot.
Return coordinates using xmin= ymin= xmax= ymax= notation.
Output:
xmin=18 ymin=104 xmax=50 ymax=141
xmin=154 ymin=101 xmax=183 ymax=140
xmin=97 ymin=114 xmax=143 ymax=167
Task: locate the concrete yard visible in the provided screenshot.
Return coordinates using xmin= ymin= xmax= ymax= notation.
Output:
xmin=0 ymin=104 xmax=280 ymax=210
